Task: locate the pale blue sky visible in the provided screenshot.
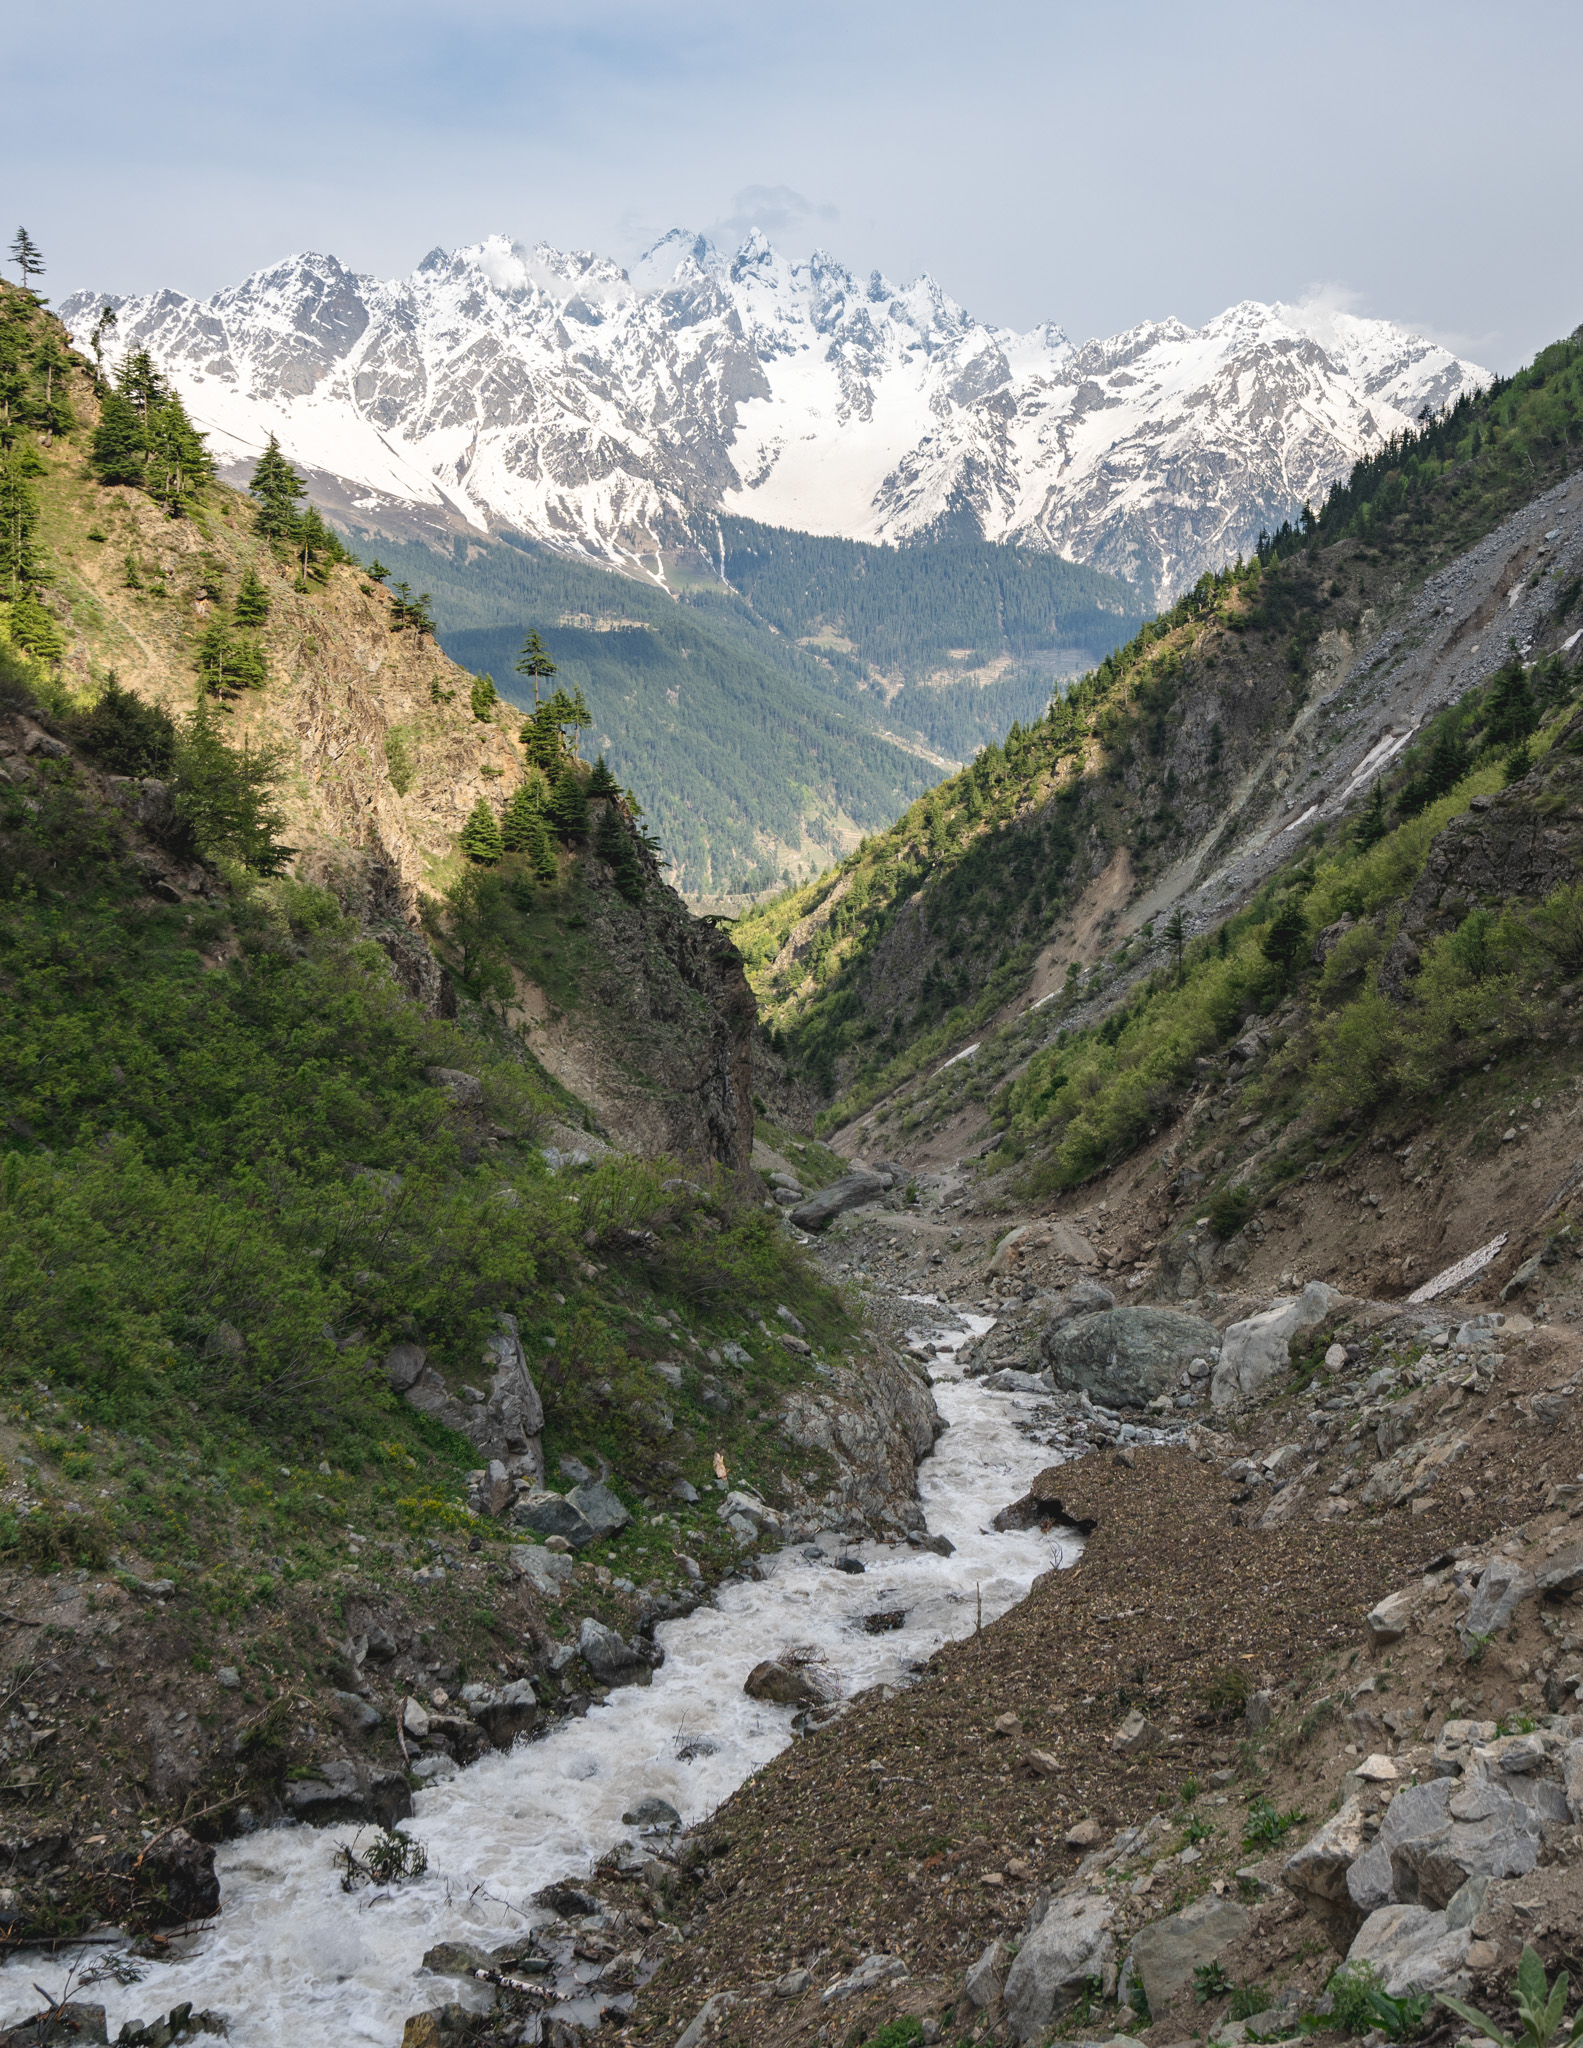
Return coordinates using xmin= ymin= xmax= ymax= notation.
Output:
xmin=10 ymin=0 xmax=1581 ymax=369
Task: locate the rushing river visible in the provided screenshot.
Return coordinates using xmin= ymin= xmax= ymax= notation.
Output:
xmin=4 ymin=1302 xmax=1093 ymax=2044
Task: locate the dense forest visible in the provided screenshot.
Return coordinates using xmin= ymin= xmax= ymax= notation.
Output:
xmin=345 ymin=521 xmax=1144 ymax=895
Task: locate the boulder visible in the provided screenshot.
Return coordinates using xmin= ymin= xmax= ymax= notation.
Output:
xmin=1460 ymin=1555 xmax=1536 ymax=1646
xmin=1110 ymin=1709 xmax=1162 ymax=1755
xmin=578 ymin=1616 xmax=661 ymax=1687
xmin=1345 ymin=1903 xmax=1472 ymax=1997
xmin=1383 ymin=1764 xmax=1543 ymax=1906
xmin=1041 ymin=1307 xmax=1222 ymax=1410
xmin=1346 ymin=1780 xmax=1453 ymax=1914
xmin=821 ymin=1955 xmax=908 ymax=2005
xmin=421 ymin=1940 xmax=493 ymax=1979
xmin=622 ymin=1796 xmax=681 ymax=1829
xmin=744 ymin=1651 xmax=841 ymax=1707
xmin=0 ymin=2003 xmax=110 ymax=2046
xmin=982 ymin=1368 xmax=1057 ymax=1394
xmin=787 ymin=1170 xmax=886 ymax=1231
xmin=1046 ymin=1278 xmax=1117 ymax=1327
xmin=566 ymin=1479 xmax=629 ymax=1538
xmin=965 ymin=1938 xmax=1008 ymax=2007
xmin=124 ymin=1826 xmax=221 ymax=1927
xmin=1433 ymin=1719 xmax=1499 ymax=1777
xmin=383 ymin=1342 xmax=429 ymax=1392
xmin=283 ymin=1760 xmax=412 ymax=1829
xmin=1281 ymin=1796 xmax=1373 ymax=1949
xmin=331 ymin=1690 xmax=382 ymax=1735
xmin=509 ymin=1545 xmax=575 ymax=1597
xmin=993 ymin=1467 xmax=1090 ymax=1534
xmin=512 ymin=1491 xmax=596 ymax=1548
xmin=463 ymin=1679 xmax=538 ymax=1750
xmin=1212 ymin=1283 xmax=1342 ymax=1407
xmin=1366 ymin=1591 xmax=1415 ymax=1646
xmin=1002 ymin=1889 xmax=1116 ymax=2044
xmin=1130 ymin=1893 xmax=1250 ymax=2014
xmin=1536 ymin=1544 xmax=1583 ymax=1597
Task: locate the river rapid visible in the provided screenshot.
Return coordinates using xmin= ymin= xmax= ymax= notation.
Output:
xmin=4 ymin=1301 xmax=1096 ymax=2044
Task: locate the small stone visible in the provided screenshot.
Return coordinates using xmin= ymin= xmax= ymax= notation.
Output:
xmin=773 ymin=1968 xmax=812 ymax=1997
xmin=332 ymin=1690 xmax=381 ymax=1734
xmin=1065 ymin=1818 xmax=1103 ymax=1848
xmin=216 ymin=1667 xmax=240 ymax=1690
xmin=1111 ymin=1708 xmax=1162 ymax=1754
xmin=1367 ymin=1590 xmax=1414 ymax=1646
xmin=993 ymin=1711 xmax=1023 ymax=1738
xmin=403 ymin=1697 xmax=431 ymax=1740
xmin=1354 ymin=1753 xmax=1399 ymax=1782
xmin=1026 ymin=1749 xmax=1061 ymax=1776
xmin=1325 ymin=1343 xmax=1348 ymax=1370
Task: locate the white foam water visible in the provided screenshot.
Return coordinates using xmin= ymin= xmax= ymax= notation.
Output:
xmin=3 ymin=1307 xmax=1085 ymax=2043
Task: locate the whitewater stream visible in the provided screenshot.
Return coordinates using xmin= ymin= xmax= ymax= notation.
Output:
xmin=3 ymin=1301 xmax=1101 ymax=2044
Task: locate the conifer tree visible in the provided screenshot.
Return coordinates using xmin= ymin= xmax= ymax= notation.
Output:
xmin=1261 ymin=899 xmax=1308 ymax=988
xmin=471 ymin=672 xmax=498 ymax=722
xmin=1353 ymin=780 xmax=1389 ymax=850
xmin=461 ymin=798 xmax=504 ymax=865
xmin=367 ymin=559 xmax=390 ymax=583
xmin=521 ymin=701 xmax=566 ymax=774
xmin=143 ymin=388 xmax=213 ymax=513
xmin=514 ymin=627 xmax=557 ymax=708
xmin=249 ymin=434 xmax=306 ymax=541
xmin=546 ymin=763 xmax=589 ymax=837
xmin=595 ymin=799 xmax=646 ymax=901
xmin=587 ymin=753 xmax=619 ymax=797
xmin=500 ymin=779 xmax=543 ymax=852
xmin=0 ymin=447 xmax=45 ymax=599
xmin=1483 ymin=657 xmax=1538 ymax=748
xmin=1164 ymin=906 xmax=1187 ymax=985
xmin=9 ymin=229 xmax=43 ymax=291
xmin=91 ymin=387 xmax=145 ymax=486
xmin=196 ymin=610 xmax=236 ymax=696
xmin=232 ymin=637 xmax=269 ymax=691
xmin=89 ymin=304 xmax=117 ymax=382
xmin=233 ymin=565 xmax=271 ymax=627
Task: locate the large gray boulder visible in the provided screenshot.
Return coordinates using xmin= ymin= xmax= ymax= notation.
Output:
xmin=1345 ymin=1903 xmax=1472 ymax=1998
xmin=1387 ymin=1763 xmax=1544 ymax=1905
xmin=1212 ymin=1283 xmax=1341 ymax=1407
xmin=1347 ymin=1781 xmax=1454 ymax=1914
xmin=1460 ymin=1555 xmax=1536 ymax=1646
xmin=1041 ymin=1307 xmax=1222 ymax=1410
xmin=1282 ymin=1795 xmax=1373 ymax=1950
xmin=788 ymin=1168 xmax=886 ymax=1231
xmin=578 ymin=1616 xmax=662 ymax=1687
xmin=512 ymin=1491 xmax=596 ymax=1546
xmin=283 ymin=1759 xmax=412 ymax=1829
xmin=1130 ymin=1893 xmax=1250 ymax=2014
xmin=509 ymin=1545 xmax=575 ymax=1597
xmin=1002 ymin=1890 xmax=1115 ymax=2044
xmin=567 ymin=1479 xmax=629 ymax=1538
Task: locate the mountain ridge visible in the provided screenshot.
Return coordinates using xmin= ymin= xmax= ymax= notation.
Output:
xmin=61 ymin=232 xmax=1488 ymax=602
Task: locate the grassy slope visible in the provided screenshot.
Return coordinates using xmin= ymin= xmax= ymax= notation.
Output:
xmin=734 ymin=330 xmax=1583 ymax=1139
xmin=0 ymin=290 xmax=882 ymax=1905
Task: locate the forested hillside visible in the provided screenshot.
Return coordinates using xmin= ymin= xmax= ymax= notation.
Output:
xmin=737 ymin=328 xmax=1583 ymax=1141
xmin=352 ymin=521 xmax=1143 ymax=896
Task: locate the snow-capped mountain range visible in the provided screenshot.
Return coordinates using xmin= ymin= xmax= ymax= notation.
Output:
xmin=64 ymin=232 xmax=1488 ymax=599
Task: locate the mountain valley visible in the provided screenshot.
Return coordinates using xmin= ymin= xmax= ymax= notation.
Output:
xmin=3 ymin=260 xmax=1583 ymax=2048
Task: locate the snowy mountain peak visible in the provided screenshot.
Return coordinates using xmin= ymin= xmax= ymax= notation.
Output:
xmin=63 ymin=235 xmax=1489 ymax=598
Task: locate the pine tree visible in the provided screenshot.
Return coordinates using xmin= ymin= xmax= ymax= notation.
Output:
xmin=1164 ymin=906 xmax=1187 ymax=985
xmin=1261 ymin=899 xmax=1308 ymax=987
xmin=460 ymin=798 xmax=504 ymax=865
xmin=91 ymin=387 xmax=146 ymax=487
xmin=89 ymin=304 xmax=117 ymax=382
xmin=514 ymin=627 xmax=557 ymax=708
xmin=231 ymin=636 xmax=269 ymax=691
xmin=248 ymin=434 xmax=306 ymax=541
xmin=367 ymin=559 xmax=390 ymax=583
xmin=1483 ymin=658 xmax=1538 ymax=749
xmin=587 ymin=753 xmax=619 ymax=797
xmin=0 ymin=447 xmax=45 ymax=599
xmin=595 ymin=799 xmax=646 ymax=901
xmin=9 ymin=229 xmax=43 ymax=291
xmin=500 ymin=779 xmax=544 ymax=852
xmin=144 ymin=390 xmax=214 ymax=513
xmin=1353 ymin=780 xmax=1389 ymax=849
xmin=233 ymin=565 xmax=271 ymax=627
xmin=196 ymin=611 xmax=236 ymax=696
xmin=546 ymin=763 xmax=589 ymax=837
xmin=521 ymin=701 xmax=566 ymax=774
xmin=471 ymin=672 xmax=498 ymax=722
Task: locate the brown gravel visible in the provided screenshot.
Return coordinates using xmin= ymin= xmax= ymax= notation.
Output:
xmin=621 ymin=1443 xmax=1530 ymax=2047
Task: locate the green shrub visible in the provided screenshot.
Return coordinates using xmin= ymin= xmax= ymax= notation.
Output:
xmin=1242 ymin=1795 xmax=1306 ymax=1847
xmin=1330 ymin=1961 xmax=1431 ymax=2040
xmin=1207 ymin=1184 xmax=1255 ymax=1239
